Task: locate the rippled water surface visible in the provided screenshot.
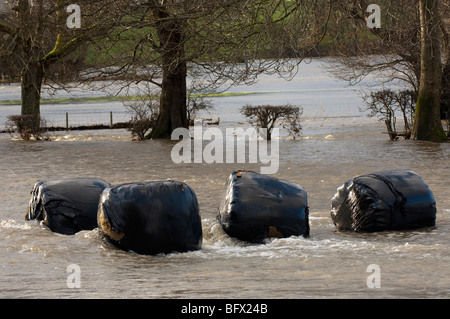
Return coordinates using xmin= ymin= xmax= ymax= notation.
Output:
xmin=1 ymin=60 xmax=449 ymax=298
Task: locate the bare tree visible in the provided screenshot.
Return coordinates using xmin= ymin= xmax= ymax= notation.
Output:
xmin=395 ymin=89 xmax=416 ymax=134
xmin=0 ymin=1 xmax=121 ymax=124
xmin=413 ymin=0 xmax=447 ymax=141
xmin=5 ymin=114 xmax=49 ymax=140
xmin=186 ymin=90 xmax=213 ymax=126
xmin=240 ymin=104 xmax=303 ymax=140
xmin=122 ymin=79 xmax=214 ymax=140
xmin=325 ymin=0 xmax=422 ymax=90
xmin=364 ymin=89 xmax=397 ymax=138
xmin=325 ymin=0 xmax=449 ymax=141
xmin=87 ymin=0 xmax=332 ymax=139
xmin=124 ymin=97 xmax=159 ymax=141
xmin=363 ymin=89 xmax=416 ymax=140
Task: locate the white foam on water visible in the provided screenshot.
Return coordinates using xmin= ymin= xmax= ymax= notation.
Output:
xmin=0 ymin=219 xmax=32 ymax=231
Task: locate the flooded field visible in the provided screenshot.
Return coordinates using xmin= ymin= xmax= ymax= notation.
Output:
xmin=0 ymin=60 xmax=449 ymax=299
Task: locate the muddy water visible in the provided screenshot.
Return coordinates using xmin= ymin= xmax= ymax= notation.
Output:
xmin=1 ymin=60 xmax=449 ymax=299
xmin=0 ymin=121 xmax=449 ymax=299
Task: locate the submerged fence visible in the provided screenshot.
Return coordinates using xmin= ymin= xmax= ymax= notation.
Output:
xmin=59 ymin=111 xmax=131 ymax=131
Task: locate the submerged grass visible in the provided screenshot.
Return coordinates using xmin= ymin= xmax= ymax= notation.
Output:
xmin=0 ymin=91 xmax=277 ymax=106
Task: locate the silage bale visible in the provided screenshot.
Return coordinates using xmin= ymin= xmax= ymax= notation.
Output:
xmin=97 ymin=181 xmax=202 ymax=255
xmin=331 ymin=170 xmax=436 ymax=232
xmin=26 ymin=177 xmax=111 ymax=235
xmin=217 ymin=170 xmax=309 ymax=243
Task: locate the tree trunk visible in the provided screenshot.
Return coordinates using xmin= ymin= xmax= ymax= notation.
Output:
xmin=148 ymin=15 xmax=187 ymax=139
xmin=412 ymin=0 xmax=446 ymax=142
xmin=441 ymin=55 xmax=449 ymax=122
xmin=440 ymin=9 xmax=450 ymax=132
xmin=21 ymin=60 xmax=44 ymax=116
xmin=442 ymin=61 xmax=450 ymax=137
xmin=149 ymin=60 xmax=187 ymax=138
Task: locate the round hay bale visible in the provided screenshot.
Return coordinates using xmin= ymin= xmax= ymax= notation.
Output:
xmin=26 ymin=177 xmax=111 ymax=235
xmin=97 ymin=181 xmax=202 ymax=255
xmin=331 ymin=170 xmax=436 ymax=232
xmin=217 ymin=170 xmax=309 ymax=243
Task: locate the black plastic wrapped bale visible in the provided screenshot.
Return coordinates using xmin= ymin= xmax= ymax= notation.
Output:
xmin=217 ymin=170 xmax=309 ymax=243
xmin=26 ymin=177 xmax=111 ymax=235
xmin=97 ymin=181 xmax=202 ymax=255
xmin=331 ymin=170 xmax=436 ymax=232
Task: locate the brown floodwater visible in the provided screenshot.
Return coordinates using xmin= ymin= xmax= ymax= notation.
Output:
xmin=0 ymin=119 xmax=448 ymax=298
xmin=1 ymin=60 xmax=449 ymax=298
